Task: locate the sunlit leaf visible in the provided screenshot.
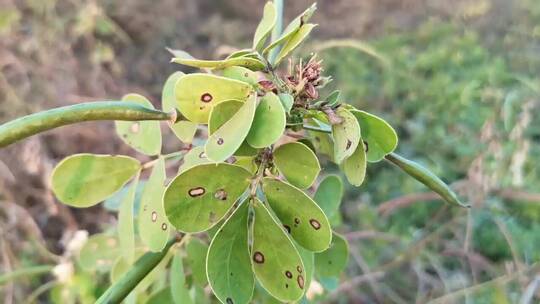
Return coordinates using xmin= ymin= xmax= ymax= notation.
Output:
xmin=314 ymin=232 xmax=349 ymax=277
xmin=273 ymin=142 xmax=320 ymax=189
xmin=246 ymin=92 xmax=286 ymax=148
xmin=207 ymin=202 xmax=254 ymax=304
xmin=205 ymin=94 xmax=257 ymax=162
xmin=118 ymin=174 xmax=138 ymax=263
xmin=350 ymin=109 xmax=398 ymax=162
xmin=263 ymin=3 xmax=317 ymax=55
xmin=138 ymin=158 xmax=170 ymax=252
xmin=251 ymin=198 xmax=305 ymax=302
xmin=274 ymin=24 xmax=317 ymax=65
xmin=162 ymin=71 xmax=185 ymax=112
xmin=164 ymin=163 xmax=251 ymax=232
xmin=115 ymin=93 xmax=162 ymax=155
xmin=170 ymin=250 xmax=193 ymax=304
xmin=51 ymin=154 xmax=140 ymax=207
xmin=186 ymin=238 xmax=209 ymax=287
xmin=342 ymin=141 xmax=367 ymax=186
xmin=174 ymin=73 xmax=252 ymax=124
xmin=332 ymin=107 xmax=360 ymax=164
xmin=222 ymin=66 xmax=258 ymax=86
xmin=178 ymin=146 xmax=211 ymax=173
xmin=77 ymin=234 xmax=120 ymax=272
xmin=253 ymin=2 xmax=276 ymax=51
xmin=262 ymin=178 xmax=331 ymax=252
xmin=313 ymin=175 xmax=343 ymax=221
xmin=172 ymin=56 xmax=265 ymax=71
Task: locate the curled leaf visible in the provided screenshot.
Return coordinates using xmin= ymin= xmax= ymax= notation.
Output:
xmin=332 ymin=107 xmax=361 ymax=164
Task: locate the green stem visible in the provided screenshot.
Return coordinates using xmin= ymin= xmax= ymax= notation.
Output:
xmin=95 ymin=236 xmax=181 ymax=304
xmin=0 ymin=101 xmax=176 ymax=148
xmin=0 ymin=265 xmax=53 ymax=285
xmin=385 ymin=152 xmax=470 ymax=208
xmin=268 ymin=0 xmax=284 ymax=64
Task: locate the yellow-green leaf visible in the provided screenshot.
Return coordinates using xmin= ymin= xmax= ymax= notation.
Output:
xmin=246 ymin=92 xmax=286 ymax=148
xmin=51 ymin=154 xmax=140 ymax=208
xmin=118 ymin=174 xmax=138 ymax=263
xmin=162 ymin=71 xmax=184 ymax=112
xmin=172 ymin=56 xmax=265 ymax=71
xmin=332 ymin=107 xmax=361 ymax=164
xmin=273 ymin=24 xmax=317 ymax=65
xmin=350 ymin=110 xmax=398 ymax=162
xmin=222 ymin=66 xmax=258 ymax=86
xmin=253 ymin=2 xmax=277 ymax=51
xmin=342 ymin=141 xmax=367 ymax=186
xmin=77 ymin=233 xmax=120 ymax=272
xmin=273 ymin=142 xmax=320 ymax=189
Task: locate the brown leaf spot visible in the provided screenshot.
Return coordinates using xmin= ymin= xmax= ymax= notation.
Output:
xmin=297 ymin=266 xmax=303 ymax=273
xmin=309 ymin=219 xmax=321 ymax=230
xmin=297 ymin=275 xmax=305 ymax=289
xmin=151 ymin=211 xmax=158 ymax=222
xmin=214 ymin=189 xmax=228 ymax=201
xmin=161 ymin=223 xmax=168 ymax=230
xmin=253 ymin=251 xmax=265 ymax=264
xmin=294 ymin=218 xmax=300 ymax=224
xmin=285 ymin=270 xmax=293 ymax=279
xmin=363 ymin=140 xmax=369 ymax=152
xmin=346 ymin=139 xmax=352 ymax=150
xmin=226 ymin=298 xmax=233 ymax=304
xmin=217 ymin=138 xmax=224 ymax=145
xmin=283 ymin=224 xmax=291 ymax=234
xmin=188 ymin=187 xmax=205 ymax=197
xmin=199 ymin=151 xmax=206 ymax=158
xmin=201 ymin=93 xmax=213 ymax=103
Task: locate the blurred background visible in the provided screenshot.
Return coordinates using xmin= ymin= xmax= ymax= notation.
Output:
xmin=1 ymin=0 xmax=539 ymax=303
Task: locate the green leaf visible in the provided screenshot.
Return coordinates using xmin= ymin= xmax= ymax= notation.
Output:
xmin=170 ymin=120 xmax=198 ymax=143
xmin=222 ymin=66 xmax=258 ymax=86
xmin=262 ymin=178 xmax=332 ymax=252
xmin=175 ymin=73 xmax=253 ymax=124
xmin=313 ymin=175 xmax=343 ymax=220
xmin=146 ymin=287 xmax=174 ymax=304
xmin=205 ymin=94 xmax=257 ymax=162
xmin=164 ymin=163 xmax=251 ymax=232
xmin=51 ymin=154 xmax=140 ymax=208
xmin=226 ymin=49 xmax=255 ymax=59
xmin=342 ymin=141 xmax=367 ymax=186
xmin=332 ymin=107 xmax=361 ymax=164
xmin=171 ymin=56 xmax=265 ymax=71
xmin=295 ymin=244 xmax=314 ymax=292
xmin=314 ymin=232 xmax=349 ymax=277
xmin=186 ymin=238 xmax=209 ymax=287
xmin=115 ymin=93 xmax=162 ymax=155
xmin=308 ymin=130 xmax=334 ymax=160
xmin=246 ymin=92 xmax=286 ymax=148
xmin=207 ymin=202 xmax=254 ymax=304
xmin=178 ymin=146 xmax=211 ymax=173
xmin=170 ymin=250 xmax=193 ymax=304
xmin=350 ymin=110 xmax=398 ymax=162
xmin=274 ymin=24 xmax=317 ymax=65
xmin=77 ymin=234 xmax=120 ymax=272
xmin=138 ymin=158 xmax=170 ymax=252
xmin=251 ymin=198 xmax=305 ymax=302
xmin=325 ymin=90 xmax=341 ymax=107
xmin=162 ymin=71 xmax=185 ymax=112
xmin=385 ymin=153 xmax=470 ymax=208
xmin=104 ymin=181 xmax=145 ymax=212
xmin=118 ymin=174 xmax=138 ymax=263
xmin=273 ymin=142 xmax=320 ymax=189
xmin=253 ymin=1 xmax=276 ymax=51
xmin=263 ymin=3 xmax=317 ymax=55
xmin=278 ymin=93 xmax=294 ymax=113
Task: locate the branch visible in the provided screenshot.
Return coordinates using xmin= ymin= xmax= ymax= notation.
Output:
xmin=95 ymin=235 xmax=182 ymax=304
xmin=0 ymin=101 xmax=177 ymax=148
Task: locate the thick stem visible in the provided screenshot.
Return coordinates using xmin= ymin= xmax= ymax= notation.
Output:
xmin=385 ymin=152 xmax=470 ymax=208
xmin=0 ymin=101 xmax=176 ymax=148
xmin=95 ymin=236 xmax=182 ymax=304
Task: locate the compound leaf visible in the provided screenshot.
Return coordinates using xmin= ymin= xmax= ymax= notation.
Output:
xmin=342 ymin=141 xmax=367 ymax=186
xmin=251 ymin=199 xmax=305 ymax=302
xmin=175 ymin=73 xmax=252 ymax=124
xmin=314 ymin=232 xmax=349 ymax=277
xmin=164 ymin=163 xmax=251 ymax=232
xmin=115 ymin=93 xmax=162 ymax=155
xmin=273 ymin=142 xmax=320 ymax=189
xmin=350 ymin=110 xmax=398 ymax=162
xmin=274 ymin=24 xmax=317 ymax=65
xmin=253 ymin=2 xmax=277 ymax=51
xmin=51 ymin=154 xmax=140 ymax=208
xmin=332 ymin=107 xmax=360 ymax=164
xmin=205 ymin=94 xmax=257 ymax=162
xmin=138 ymin=157 xmax=170 ymax=252
xmin=118 ymin=174 xmax=138 ymax=263
xmin=262 ymin=178 xmax=331 ymax=252
xmin=207 ymin=202 xmax=254 ymax=304
xmin=246 ymin=92 xmax=286 ymax=148
xmin=77 ymin=234 xmax=120 ymax=272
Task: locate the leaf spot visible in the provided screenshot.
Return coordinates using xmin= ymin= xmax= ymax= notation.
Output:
xmin=363 ymin=140 xmax=369 ymax=152
xmin=161 ymin=223 xmax=168 ymax=230
xmin=201 ymin=93 xmax=213 ymax=103
xmin=226 ymin=298 xmax=234 ymax=304
xmin=297 ymin=275 xmax=305 ymax=289
xmin=214 ymin=189 xmax=228 ymax=201
xmin=151 ymin=211 xmax=158 ymax=222
xmin=346 ymin=139 xmax=352 ymax=150
xmin=309 ymin=219 xmax=321 ymax=230
xmin=283 ymin=224 xmax=291 ymax=234
xmin=297 ymin=265 xmax=303 ymax=273
xmin=199 ymin=151 xmax=206 ymax=158
xmin=253 ymin=251 xmax=265 ymax=264
xmin=285 ymin=270 xmax=293 ymax=279
xmin=188 ymin=187 xmax=205 ymax=197
xmin=294 ymin=218 xmax=300 ymax=224
xmin=285 ymin=283 xmax=289 ymax=288
xmin=217 ymin=138 xmax=224 ymax=145
xmin=209 ymin=211 xmax=216 ymax=223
